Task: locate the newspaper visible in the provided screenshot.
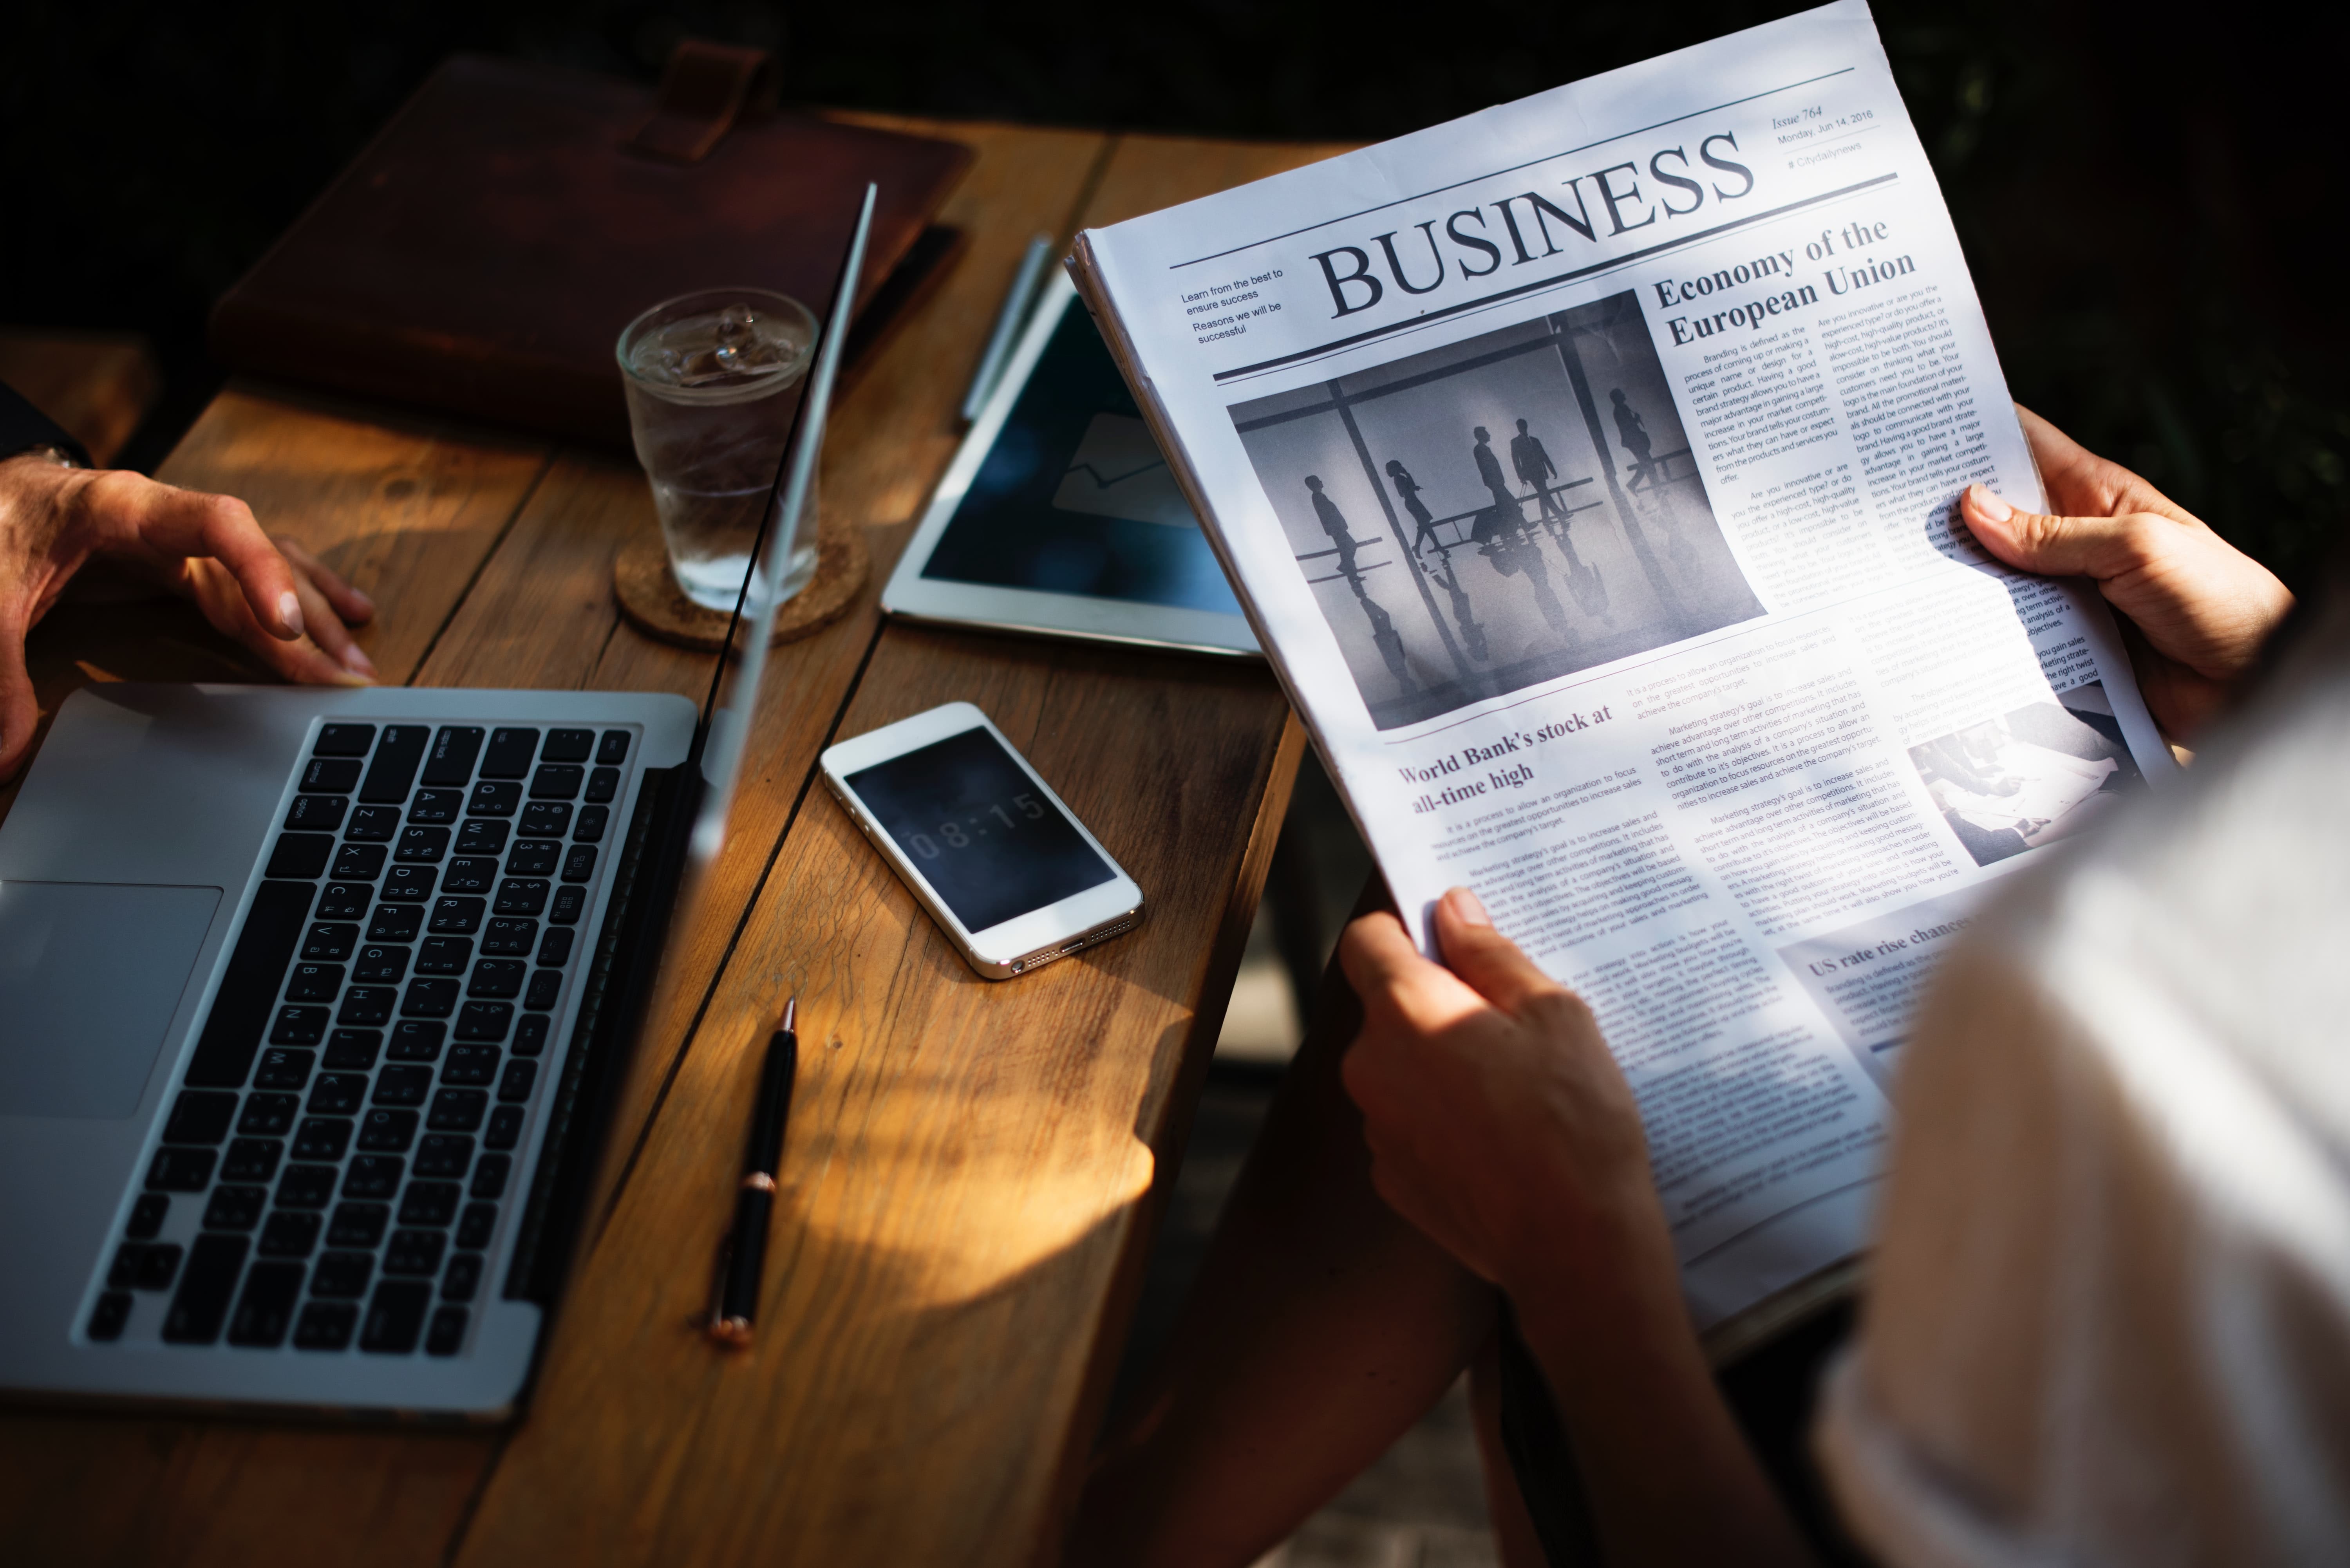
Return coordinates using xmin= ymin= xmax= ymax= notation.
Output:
xmin=1068 ymin=0 xmax=2176 ymax=1339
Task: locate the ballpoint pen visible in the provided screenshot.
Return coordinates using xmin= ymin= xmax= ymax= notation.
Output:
xmin=710 ymin=997 xmax=797 ymax=1346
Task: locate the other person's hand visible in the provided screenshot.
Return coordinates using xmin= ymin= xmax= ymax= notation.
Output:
xmin=1961 ymin=407 xmax=2292 ymax=741
xmin=0 ymin=455 xmax=375 ymax=777
xmin=1338 ymin=887 xmax=1666 ymax=1295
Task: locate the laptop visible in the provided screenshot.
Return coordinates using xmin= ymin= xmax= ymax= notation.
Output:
xmin=0 ymin=188 xmax=877 ymax=1420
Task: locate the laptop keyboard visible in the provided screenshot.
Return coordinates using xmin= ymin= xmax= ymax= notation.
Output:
xmin=85 ymin=721 xmax=635 ymax=1358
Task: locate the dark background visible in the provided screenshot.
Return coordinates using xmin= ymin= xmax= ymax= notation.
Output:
xmin=5 ymin=0 xmax=2343 ymax=587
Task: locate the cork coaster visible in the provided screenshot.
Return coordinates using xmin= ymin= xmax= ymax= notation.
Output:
xmin=613 ymin=513 xmax=870 ymax=651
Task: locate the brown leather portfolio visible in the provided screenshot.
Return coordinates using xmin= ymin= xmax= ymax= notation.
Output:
xmin=210 ymin=45 xmax=974 ymax=449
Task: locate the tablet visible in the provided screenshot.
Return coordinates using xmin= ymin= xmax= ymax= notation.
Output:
xmin=882 ymin=270 xmax=1259 ymax=657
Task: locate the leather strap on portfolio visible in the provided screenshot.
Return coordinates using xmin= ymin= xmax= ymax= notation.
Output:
xmin=210 ymin=40 xmax=973 ymax=448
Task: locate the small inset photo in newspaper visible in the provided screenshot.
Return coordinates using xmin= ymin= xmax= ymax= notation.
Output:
xmin=1227 ymin=289 xmax=1764 ymax=729
xmin=1908 ymin=679 xmax=2144 ymax=866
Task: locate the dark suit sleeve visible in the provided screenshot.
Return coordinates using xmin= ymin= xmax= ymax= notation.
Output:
xmin=0 ymin=380 xmax=91 ymax=468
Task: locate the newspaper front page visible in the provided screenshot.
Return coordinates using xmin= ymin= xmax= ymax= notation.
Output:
xmin=1070 ymin=0 xmax=2176 ymax=1335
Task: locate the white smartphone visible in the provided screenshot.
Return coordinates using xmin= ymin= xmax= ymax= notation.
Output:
xmin=819 ymin=701 xmax=1146 ymax=978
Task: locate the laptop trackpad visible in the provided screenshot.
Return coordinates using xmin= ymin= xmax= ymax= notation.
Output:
xmin=0 ymin=882 xmax=222 ymax=1119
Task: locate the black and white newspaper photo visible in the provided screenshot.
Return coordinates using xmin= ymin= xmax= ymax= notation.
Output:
xmin=1070 ymin=0 xmax=2179 ymax=1337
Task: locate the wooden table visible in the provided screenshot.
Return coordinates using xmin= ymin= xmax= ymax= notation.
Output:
xmin=0 ymin=116 xmax=1349 ymax=1568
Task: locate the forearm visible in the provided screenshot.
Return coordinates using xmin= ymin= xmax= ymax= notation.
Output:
xmin=1507 ymin=1204 xmax=1816 ymax=1568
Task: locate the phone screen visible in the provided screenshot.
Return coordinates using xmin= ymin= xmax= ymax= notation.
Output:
xmin=844 ymin=726 xmax=1114 ymax=932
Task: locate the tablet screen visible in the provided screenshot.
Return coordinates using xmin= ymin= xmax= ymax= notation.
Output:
xmin=918 ymin=302 xmax=1244 ymax=615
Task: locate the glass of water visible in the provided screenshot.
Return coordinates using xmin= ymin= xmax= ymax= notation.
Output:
xmin=617 ymin=288 xmax=821 ymax=612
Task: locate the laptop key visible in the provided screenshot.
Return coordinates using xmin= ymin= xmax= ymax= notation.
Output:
xmin=542 ymin=728 xmax=593 ymax=763
xmin=308 ymin=1073 xmax=367 ymax=1115
xmin=456 ymin=819 xmax=510 ymax=856
xmin=597 ymin=730 xmax=629 ymax=765
xmin=429 ymin=1090 xmax=488 ymax=1133
xmin=442 ymin=1046 xmax=500 ymax=1087
xmin=375 ymin=1065 xmax=433 ymax=1106
xmin=186 ymin=880 xmax=313 ymax=1091
xmin=359 ymin=725 xmax=431 ymax=804
xmin=291 ymin=1118 xmax=351 ymax=1161
xmin=147 ymin=1148 xmax=216 ymax=1191
xmin=385 ymin=1230 xmax=447 ymax=1276
xmin=504 ymin=841 xmax=558 ymax=878
xmin=468 ymin=780 xmax=521 ymax=817
xmin=161 ymin=1233 xmax=248 ymax=1344
xmin=259 ymin=1211 xmax=322 ymax=1257
xmin=285 ymin=794 xmax=348 ymax=831
xmin=381 ymin=865 xmax=437 ymax=902
xmin=494 ymin=880 xmax=549 ymax=916
xmin=481 ymin=728 xmax=538 ymax=778
xmin=343 ymin=1155 xmax=404 ymax=1200
xmin=275 ymin=1164 xmax=338 ymax=1209
xmin=344 ymin=806 xmax=400 ymax=842
xmin=517 ymin=802 xmax=571 ymax=838
xmin=314 ymin=723 xmax=376 ymax=757
xmin=417 ymin=937 xmax=474 ymax=974
xmin=239 ymin=1093 xmax=301 ymax=1136
xmin=442 ymin=1253 xmax=483 ymax=1301
xmin=136 ymin=1243 xmax=184 ymax=1290
xmin=548 ymin=885 xmax=586 ymax=925
xmin=469 ymin=1155 xmax=510 ymax=1199
xmin=332 ymin=842 xmax=387 ymax=879
xmin=425 ymin=1306 xmax=470 ymax=1357
xmin=367 ymin=903 xmax=422 ymax=941
xmin=536 ymin=927 xmax=574 ymax=966
xmin=481 ymin=918 xmax=536 ymax=956
xmin=409 ymin=788 xmax=465 ymax=824
xmin=362 ymin=1281 xmax=433 ymax=1353
xmin=456 ymin=1003 xmax=512 ymax=1042
xmin=338 ymin=987 xmax=398 ymax=1027
xmin=164 ymin=1089 xmax=238 ymax=1145
xmin=266 ymin=833 xmax=334 ymax=879
xmin=572 ymin=804 xmax=609 ymax=843
xmin=561 ymin=845 xmax=597 ymax=883
xmin=358 ymin=1109 xmax=419 ymax=1152
xmin=304 ymin=757 xmax=363 ymax=792
xmin=399 ymin=1183 xmax=462 ymax=1228
xmin=316 ymin=886 xmax=375 ymax=929
xmin=388 ymin=1022 xmax=446 ymax=1062
xmin=584 ymin=766 xmax=619 ymax=804
xmin=442 ymin=857 xmax=498 ymax=895
xmin=422 ymin=726 xmax=485 ymax=787
xmin=88 ymin=1292 xmax=134 ymax=1342
xmin=311 ymin=1251 xmax=374 ymax=1299
xmin=228 ymin=1262 xmax=305 ymax=1348
xmin=403 ymin=977 xmax=460 ymax=1018
xmin=512 ymin=1015 xmax=550 ymax=1057
xmin=328 ymin=1203 xmax=389 ymax=1248
xmin=397 ymin=826 xmax=451 ymax=863
xmin=223 ymin=1136 xmax=286 ymax=1181
xmin=530 ymin=764 xmax=583 ymax=801
xmin=304 ymin=922 xmax=360 ymax=960
xmin=126 ymin=1193 xmax=170 ymax=1240
xmin=414 ymin=1134 xmax=474 ymax=1178
xmin=204 ymin=1185 xmax=268 ymax=1230
xmin=484 ymin=1106 xmax=525 ymax=1151
xmin=499 ymin=1061 xmax=539 ymax=1103
xmin=267 ymin=1010 xmax=327 ymax=1048
xmin=456 ymin=1204 xmax=498 ymax=1250
xmin=294 ymin=1301 xmax=358 ymax=1350
xmin=353 ymin=946 xmax=408 ymax=983
xmin=525 ymin=971 xmax=562 ymax=1012
xmin=468 ymin=959 xmax=526 ymax=999
xmin=429 ymin=898 xmax=486 ymax=936
xmin=286 ymin=963 xmax=343 ymax=1003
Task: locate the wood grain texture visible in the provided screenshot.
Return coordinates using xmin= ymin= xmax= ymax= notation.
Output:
xmin=454 ymin=130 xmax=1340 ymax=1568
xmin=0 ymin=329 xmax=160 ymax=464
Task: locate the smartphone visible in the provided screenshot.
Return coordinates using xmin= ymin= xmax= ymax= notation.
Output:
xmin=819 ymin=702 xmax=1145 ymax=978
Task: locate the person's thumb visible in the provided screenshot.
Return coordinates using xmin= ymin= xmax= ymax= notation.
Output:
xmin=1960 ymin=483 xmax=2162 ymax=583
xmin=1432 ymin=888 xmax=1562 ymax=1017
xmin=0 ymin=622 xmax=40 ymax=781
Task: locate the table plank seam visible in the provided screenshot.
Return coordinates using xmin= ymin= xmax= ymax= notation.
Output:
xmin=405 ymin=448 xmax=558 ymax=686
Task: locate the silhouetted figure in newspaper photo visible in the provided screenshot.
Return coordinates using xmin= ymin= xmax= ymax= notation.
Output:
xmin=1303 ymin=475 xmax=1358 ymax=576
xmin=1350 ymin=577 xmax=1416 ymax=692
xmin=1558 ymin=526 xmax=1612 ymax=624
xmin=1612 ymin=388 xmax=1656 ymax=491
xmin=1477 ymin=522 xmax=1573 ymax=644
xmin=1386 ymin=459 xmax=1443 ymax=557
xmin=1428 ymin=553 xmax=1492 ymax=663
xmin=1471 ymin=426 xmax=1524 ymax=528
xmin=1511 ymin=419 xmax=1564 ymax=522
